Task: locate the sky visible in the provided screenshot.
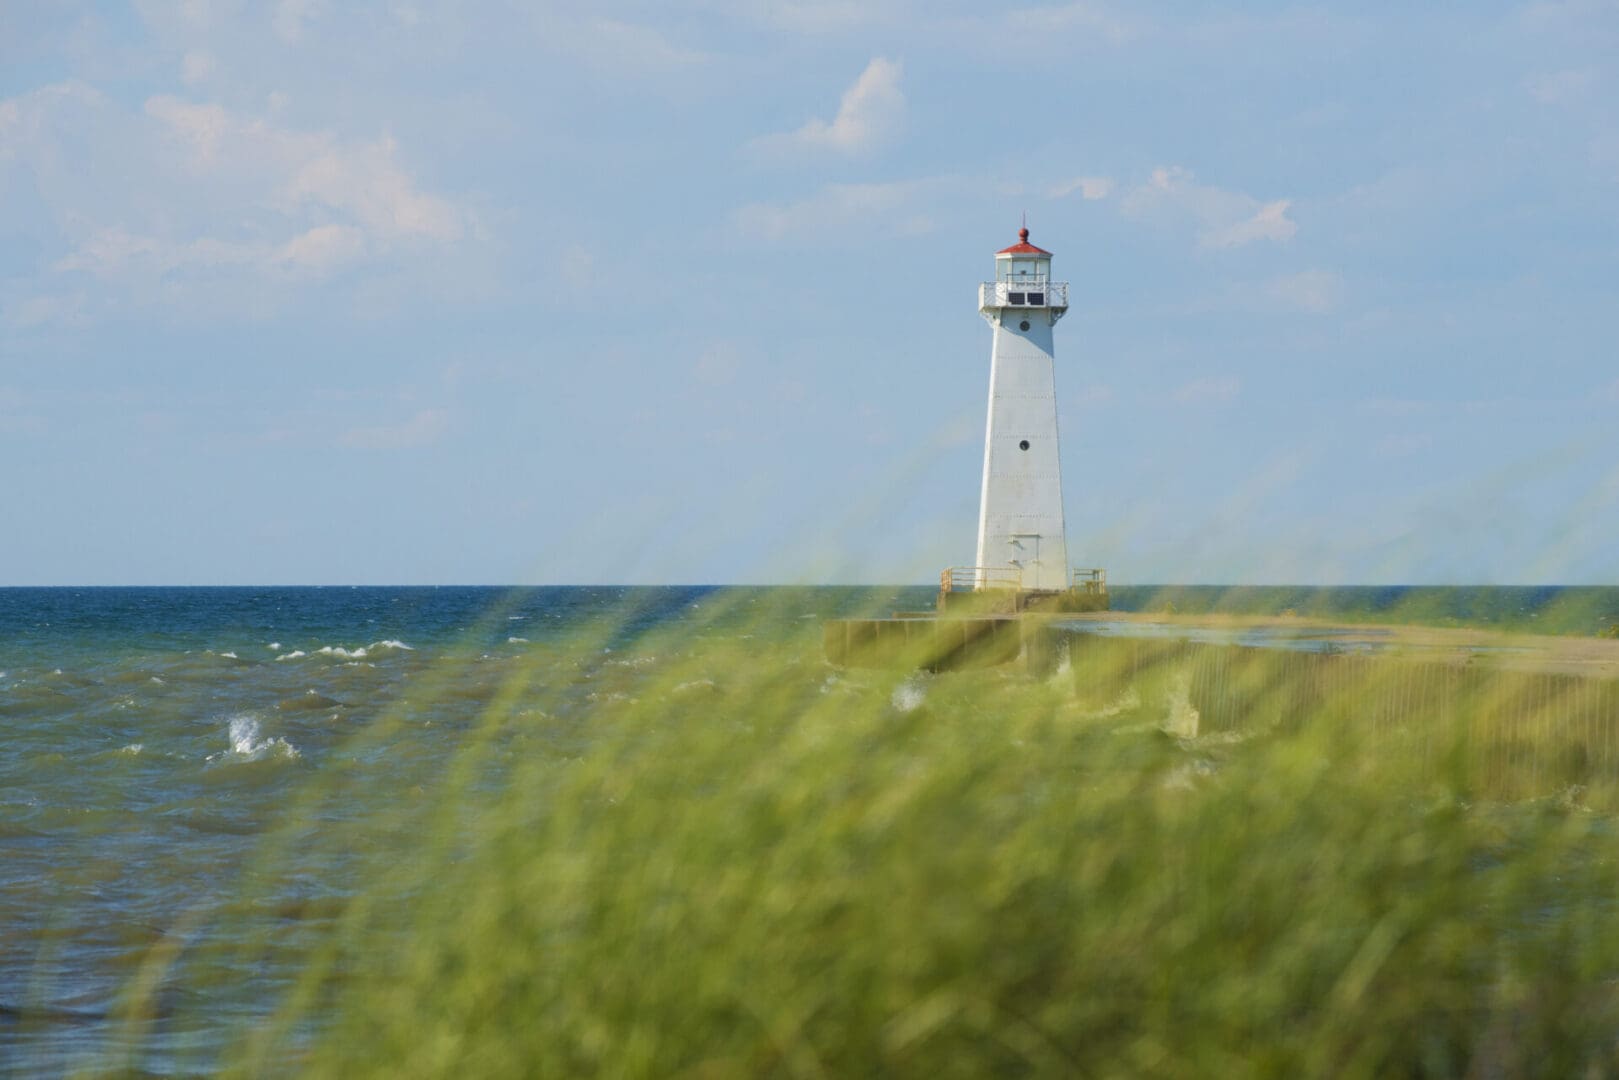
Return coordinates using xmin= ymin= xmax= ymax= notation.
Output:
xmin=1 ymin=1 xmax=1616 ymax=586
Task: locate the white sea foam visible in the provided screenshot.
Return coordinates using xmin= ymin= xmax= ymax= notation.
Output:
xmin=217 ymin=714 xmax=300 ymax=762
xmin=275 ymin=651 xmax=306 ymax=662
xmin=508 ymin=636 xmax=529 ymax=644
xmin=150 ymin=676 xmax=164 ymax=684
xmin=315 ymin=646 xmax=364 ymax=659
xmin=310 ymin=640 xmax=414 ymax=661
xmin=119 ymin=743 xmax=144 ymax=756
xmin=219 ymin=651 xmax=238 ymax=660
xmin=268 ymin=642 xmax=281 ymax=651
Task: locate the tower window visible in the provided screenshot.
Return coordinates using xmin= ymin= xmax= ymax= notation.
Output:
xmin=1019 ymin=439 xmax=1030 ymax=451
xmin=1028 ymin=293 xmax=1044 ymax=306
xmin=1008 ymin=292 xmax=1026 ymax=305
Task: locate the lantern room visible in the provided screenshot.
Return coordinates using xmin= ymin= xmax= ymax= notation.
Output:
xmin=979 ymin=227 xmax=1069 ymax=316
xmin=995 ymin=227 xmax=1052 ymax=285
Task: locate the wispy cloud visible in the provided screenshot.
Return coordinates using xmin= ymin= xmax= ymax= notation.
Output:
xmin=1266 ymin=269 xmax=1343 ymax=313
xmin=734 ymin=177 xmax=942 ymax=241
xmin=1525 ymin=67 xmax=1598 ymax=105
xmin=1172 ymin=375 xmax=1241 ymax=405
xmin=751 ymin=57 xmax=904 ymax=159
xmin=4 ymin=82 xmax=472 ymax=319
xmin=179 ymin=49 xmax=215 ymax=85
xmin=1123 ymin=166 xmax=1296 ymax=249
xmin=272 ymin=0 xmax=321 ymax=43
xmin=1049 ymin=175 xmax=1114 ymax=200
xmin=1005 ymin=2 xmax=1137 ymax=43
xmin=339 ymin=408 xmax=449 ymax=450
xmin=571 ymin=17 xmax=708 ymax=71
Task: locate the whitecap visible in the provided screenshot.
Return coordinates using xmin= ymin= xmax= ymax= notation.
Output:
xmin=508 ymin=636 xmax=529 ymax=644
xmin=275 ymin=651 xmax=306 ymax=662
xmin=215 ymin=714 xmax=300 ymax=762
xmin=369 ymin=639 xmax=413 ymax=651
xmin=219 ymin=651 xmax=238 ymax=660
xmin=315 ymin=645 xmax=364 ymax=659
xmin=268 ymin=642 xmax=281 ymax=651
xmin=150 ymin=676 xmax=165 ymax=684
xmin=119 ymin=743 xmax=144 ymax=756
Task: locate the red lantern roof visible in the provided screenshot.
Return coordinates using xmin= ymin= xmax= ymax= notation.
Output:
xmin=996 ymin=227 xmax=1052 ymax=257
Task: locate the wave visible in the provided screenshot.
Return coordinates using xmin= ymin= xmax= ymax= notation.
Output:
xmin=276 ymin=640 xmax=416 ymax=662
xmin=208 ymin=714 xmax=300 ymax=763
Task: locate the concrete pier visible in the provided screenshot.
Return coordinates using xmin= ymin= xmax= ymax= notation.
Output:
xmin=822 ymin=615 xmax=1063 ymax=675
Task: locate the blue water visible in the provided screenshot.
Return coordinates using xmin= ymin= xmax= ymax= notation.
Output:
xmin=0 ymin=586 xmax=915 ymax=1074
xmin=2 ymin=584 xmax=1615 ymax=1073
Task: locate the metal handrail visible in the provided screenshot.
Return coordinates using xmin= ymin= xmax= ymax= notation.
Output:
xmin=940 ymin=566 xmax=1023 ymax=594
xmin=979 ymin=281 xmax=1069 ymax=310
xmin=1073 ymin=568 xmax=1107 ymax=594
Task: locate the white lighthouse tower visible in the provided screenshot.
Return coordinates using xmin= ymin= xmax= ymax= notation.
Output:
xmin=974 ymin=227 xmax=1072 ymax=594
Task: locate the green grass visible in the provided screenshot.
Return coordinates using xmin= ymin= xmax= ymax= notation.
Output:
xmin=111 ymin=593 xmax=1619 ymax=1077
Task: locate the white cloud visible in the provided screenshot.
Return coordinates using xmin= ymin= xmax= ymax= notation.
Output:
xmin=1521 ymin=0 xmax=1619 ymax=31
xmin=584 ymin=18 xmax=707 ymax=69
xmin=1006 ymin=2 xmax=1136 ymax=43
xmin=281 ymin=133 xmax=463 ymax=242
xmin=1204 ymin=199 xmax=1295 ymax=248
xmin=698 ymin=0 xmax=891 ymax=34
xmin=273 ymin=0 xmax=321 ymax=44
xmin=734 ymin=178 xmax=940 ymax=241
xmin=120 ymin=96 xmax=460 ymax=247
xmin=3 ymin=83 xmax=470 ymax=320
xmin=1526 ymin=67 xmax=1597 ymax=105
xmin=180 ymin=49 xmax=216 ymax=85
xmin=752 ymin=57 xmax=904 ymax=158
xmin=340 ymin=408 xmax=448 ymax=450
xmin=1049 ymin=175 xmax=1114 ymax=200
xmin=1172 ymin=375 xmax=1241 ymax=405
xmin=1266 ymin=269 xmax=1343 ymax=313
xmin=278 ymin=224 xmax=367 ymax=272
xmin=1123 ymin=166 xmax=1297 ymax=248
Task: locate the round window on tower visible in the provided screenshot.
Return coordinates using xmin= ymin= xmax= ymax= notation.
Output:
xmin=1019 ymin=320 xmax=1031 ymax=332
xmin=1019 ymin=439 xmax=1031 ymax=451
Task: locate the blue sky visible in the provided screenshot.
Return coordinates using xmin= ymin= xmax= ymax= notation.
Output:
xmin=2 ymin=1 xmax=1615 ymax=585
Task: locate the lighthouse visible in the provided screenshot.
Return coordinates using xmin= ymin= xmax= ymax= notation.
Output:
xmin=973 ymin=226 xmax=1072 ymax=594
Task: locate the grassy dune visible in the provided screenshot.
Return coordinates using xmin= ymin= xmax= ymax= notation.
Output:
xmin=114 ymin=591 xmax=1619 ymax=1077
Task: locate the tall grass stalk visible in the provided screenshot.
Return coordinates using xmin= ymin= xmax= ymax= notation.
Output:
xmin=115 ymin=590 xmax=1619 ymax=1077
